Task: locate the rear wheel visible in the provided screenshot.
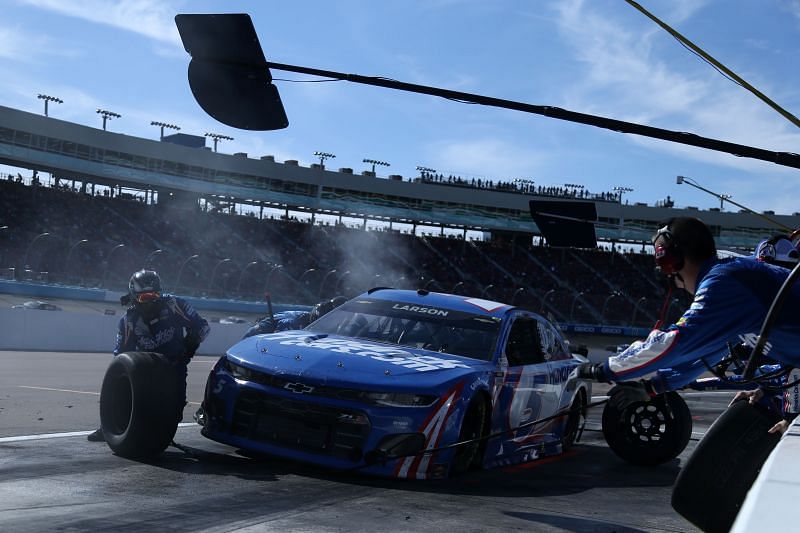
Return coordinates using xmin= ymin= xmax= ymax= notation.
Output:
xmin=602 ymin=391 xmax=692 ymax=466
xmin=672 ymin=400 xmax=781 ymax=533
xmin=100 ymin=352 xmax=181 ymax=459
xmin=451 ymin=397 xmax=489 ymax=475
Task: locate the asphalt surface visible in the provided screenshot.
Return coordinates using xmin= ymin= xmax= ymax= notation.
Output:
xmin=0 ymin=350 xmax=734 ymax=532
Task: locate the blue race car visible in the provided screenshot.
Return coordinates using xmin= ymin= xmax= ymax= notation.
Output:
xmin=197 ymin=288 xmax=591 ymax=479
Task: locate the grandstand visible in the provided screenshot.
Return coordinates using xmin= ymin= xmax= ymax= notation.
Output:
xmin=2 ymin=103 xmax=796 ymax=327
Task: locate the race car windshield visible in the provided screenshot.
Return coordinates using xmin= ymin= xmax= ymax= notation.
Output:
xmin=307 ymin=299 xmax=501 ymax=361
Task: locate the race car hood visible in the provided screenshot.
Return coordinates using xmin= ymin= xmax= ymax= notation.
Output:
xmin=226 ymin=330 xmax=492 ymax=387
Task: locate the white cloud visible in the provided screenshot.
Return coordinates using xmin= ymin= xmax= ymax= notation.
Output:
xmin=0 ymin=24 xmax=79 ymax=61
xmin=551 ymin=0 xmax=800 ymax=173
xmin=16 ymin=0 xmax=182 ymax=47
xmin=429 ymin=138 xmax=546 ymax=181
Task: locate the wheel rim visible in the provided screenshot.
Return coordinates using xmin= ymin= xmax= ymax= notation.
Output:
xmin=625 ymin=402 xmax=668 ymax=445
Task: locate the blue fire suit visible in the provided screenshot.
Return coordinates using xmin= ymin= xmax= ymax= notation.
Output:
xmin=604 ymin=257 xmax=800 ymax=394
xmin=242 ymin=310 xmax=310 ymax=339
xmin=115 ymin=295 xmax=210 ymax=412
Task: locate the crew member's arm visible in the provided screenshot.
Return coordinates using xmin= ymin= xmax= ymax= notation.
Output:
xmin=113 ymin=315 xmax=137 ymax=355
xmin=174 ymin=298 xmax=210 ymax=356
xmin=579 ymin=270 xmax=761 ymax=394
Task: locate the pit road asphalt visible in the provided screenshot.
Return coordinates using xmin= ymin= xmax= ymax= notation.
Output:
xmin=0 ymin=350 xmax=728 ymax=532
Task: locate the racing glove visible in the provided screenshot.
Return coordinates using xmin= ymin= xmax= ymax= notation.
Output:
xmin=183 ymin=334 xmax=201 ymax=362
xmin=608 ymin=380 xmax=658 ymax=411
xmin=575 ymin=362 xmax=610 ymax=383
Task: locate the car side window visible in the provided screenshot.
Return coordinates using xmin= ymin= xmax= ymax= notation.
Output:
xmin=505 ymin=317 xmax=545 ymax=366
xmin=537 ymin=319 xmax=570 ymax=361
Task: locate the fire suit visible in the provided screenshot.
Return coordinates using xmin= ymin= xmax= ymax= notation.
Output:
xmin=604 ymin=257 xmax=800 ymax=395
xmin=115 ymin=295 xmax=210 ymax=411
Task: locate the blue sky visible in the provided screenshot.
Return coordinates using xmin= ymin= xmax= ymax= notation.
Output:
xmin=2 ymin=0 xmax=799 ymax=214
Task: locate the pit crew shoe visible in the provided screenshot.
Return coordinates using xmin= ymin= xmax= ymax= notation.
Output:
xmin=87 ymin=428 xmax=105 ymax=442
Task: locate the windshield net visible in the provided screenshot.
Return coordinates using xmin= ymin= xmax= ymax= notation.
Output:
xmin=307 ymin=298 xmax=501 ymax=361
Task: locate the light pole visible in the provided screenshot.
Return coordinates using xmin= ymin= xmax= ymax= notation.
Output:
xmin=416 ymin=166 xmax=436 ymax=177
xmin=97 ymin=109 xmax=121 ymax=131
xmin=265 ymin=264 xmax=284 ymax=295
xmin=631 ymin=296 xmax=648 ymax=326
xmin=363 ymin=158 xmax=389 ymax=174
xmin=511 ymin=287 xmax=526 ymax=305
xmin=23 ymin=232 xmax=52 ymax=269
xmin=318 ymin=269 xmax=338 ymax=298
xmin=313 ymin=151 xmax=335 ymax=168
xmin=204 ymin=132 xmax=233 ymax=152
xmin=481 ymin=284 xmax=495 ymax=299
xmin=719 ymin=194 xmax=732 ymax=210
xmin=64 ymin=239 xmax=89 ymax=278
xmin=143 ymin=249 xmax=163 ymax=269
xmin=37 ymin=94 xmax=63 ymax=117
xmin=539 ymin=289 xmax=556 ymax=313
xmin=209 ymin=258 xmax=232 ymax=292
xmin=101 ymin=244 xmax=126 ymax=287
xmin=335 ymin=270 xmax=351 ymax=294
xmin=570 ymin=291 xmax=584 ymax=321
xmin=613 ymin=186 xmax=633 ymax=204
xmin=601 ymin=292 xmax=620 ymax=324
xmin=151 ymin=121 xmax=180 ymax=140
xmin=176 ymin=254 xmax=199 ymax=291
xmin=237 ymin=261 xmax=260 ymax=293
xmin=451 ymin=281 xmax=465 ymax=295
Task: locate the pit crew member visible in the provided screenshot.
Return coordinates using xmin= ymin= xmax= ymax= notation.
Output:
xmin=87 ymin=269 xmax=210 ymax=441
xmin=577 ymin=217 xmax=800 ymax=429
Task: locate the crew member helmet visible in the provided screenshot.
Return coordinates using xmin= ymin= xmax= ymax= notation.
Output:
xmin=128 ymin=269 xmax=163 ymax=304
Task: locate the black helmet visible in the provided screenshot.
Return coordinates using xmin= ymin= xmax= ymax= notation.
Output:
xmin=128 ymin=270 xmax=163 ymax=304
xmin=309 ymin=296 xmax=347 ymax=322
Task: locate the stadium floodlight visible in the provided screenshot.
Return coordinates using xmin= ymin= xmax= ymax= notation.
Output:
xmin=175 ymin=13 xmax=800 ymax=170
xmin=613 ymin=186 xmax=633 ymax=203
xmin=564 ymin=183 xmax=585 ymax=189
xmin=363 ymin=158 xmax=390 ymax=174
xmin=97 ymin=109 xmax=121 ymax=131
xmin=416 ymin=166 xmax=436 ymax=175
xmin=513 ymin=178 xmax=535 ymax=185
xmin=37 ymin=94 xmax=63 ymax=117
xmin=151 ymin=121 xmax=181 ymax=140
xmin=204 ymin=132 xmax=234 ymax=152
xmin=313 ymin=151 xmax=336 ymax=167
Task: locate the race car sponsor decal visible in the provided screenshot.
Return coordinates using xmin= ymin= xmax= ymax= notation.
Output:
xmin=739 ymin=332 xmax=772 ymax=355
xmin=608 ymin=329 xmax=679 ymax=377
xmin=395 ymin=384 xmax=462 ymax=479
xmin=265 ymin=332 xmax=471 ymax=372
xmin=391 ymin=304 xmax=449 ymax=317
xmin=463 ymin=297 xmax=508 ymax=313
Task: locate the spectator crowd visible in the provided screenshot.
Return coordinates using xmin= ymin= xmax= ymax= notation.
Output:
xmin=0 ymin=178 xmax=686 ymax=327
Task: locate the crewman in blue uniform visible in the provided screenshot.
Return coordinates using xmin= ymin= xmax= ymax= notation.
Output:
xmin=242 ymin=296 xmax=347 ymax=338
xmin=577 ymin=217 xmax=800 ymax=431
xmin=88 ymin=269 xmax=210 ymax=441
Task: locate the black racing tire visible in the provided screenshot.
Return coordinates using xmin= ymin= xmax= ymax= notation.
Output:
xmin=602 ymin=391 xmax=692 ymax=466
xmin=563 ymin=388 xmax=587 ymax=451
xmin=671 ymin=400 xmax=782 ymax=533
xmin=451 ymin=396 xmax=489 ymax=475
xmin=99 ymin=351 xmax=181 ymax=459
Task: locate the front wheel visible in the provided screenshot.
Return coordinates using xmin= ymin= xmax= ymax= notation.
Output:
xmin=100 ymin=352 xmax=181 ymax=459
xmin=602 ymin=391 xmax=692 ymax=466
xmin=450 ymin=397 xmax=489 ymax=475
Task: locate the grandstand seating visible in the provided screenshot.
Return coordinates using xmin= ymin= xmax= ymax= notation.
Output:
xmin=0 ymin=178 xmax=689 ymax=327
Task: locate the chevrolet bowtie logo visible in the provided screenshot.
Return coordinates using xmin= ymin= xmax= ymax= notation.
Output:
xmin=284 ymin=382 xmax=314 ymax=394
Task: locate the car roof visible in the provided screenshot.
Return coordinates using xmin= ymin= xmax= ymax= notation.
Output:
xmin=355 ymin=288 xmax=515 ymax=318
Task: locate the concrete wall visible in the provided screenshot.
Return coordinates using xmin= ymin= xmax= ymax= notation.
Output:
xmin=0 ymin=308 xmax=248 ymax=355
